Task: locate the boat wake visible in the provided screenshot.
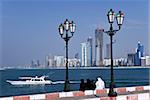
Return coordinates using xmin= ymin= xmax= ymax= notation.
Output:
xmin=51 ymin=81 xmax=80 ymax=85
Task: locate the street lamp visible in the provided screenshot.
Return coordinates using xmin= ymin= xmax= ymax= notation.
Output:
xmin=104 ymin=9 xmax=124 ymax=97
xmin=58 ymin=19 xmax=76 ymax=92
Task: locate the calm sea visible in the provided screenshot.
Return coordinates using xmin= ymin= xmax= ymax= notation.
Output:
xmin=0 ymin=67 xmax=149 ymax=97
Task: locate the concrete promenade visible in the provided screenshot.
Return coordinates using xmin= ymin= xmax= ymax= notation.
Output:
xmin=0 ymin=85 xmax=150 ymax=100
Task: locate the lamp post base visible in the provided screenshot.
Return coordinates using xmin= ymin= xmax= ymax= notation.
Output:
xmin=108 ymin=91 xmax=117 ymax=97
xmin=108 ymin=82 xmax=117 ymax=97
xmin=64 ymin=80 xmax=70 ymax=92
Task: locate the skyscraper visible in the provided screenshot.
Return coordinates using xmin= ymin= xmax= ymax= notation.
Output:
xmin=106 ymin=43 xmax=111 ymax=59
xmin=54 ymin=56 xmax=64 ymax=67
xmin=134 ymin=41 xmax=144 ymax=66
xmin=30 ymin=60 xmax=36 ymax=68
xmin=137 ymin=41 xmax=144 ymax=57
xmin=87 ymin=37 xmax=93 ymax=66
xmin=127 ymin=53 xmax=135 ymax=66
xmin=81 ymin=42 xmax=88 ymax=67
xmin=95 ymin=28 xmax=104 ymax=66
xmin=45 ymin=54 xmax=54 ymax=67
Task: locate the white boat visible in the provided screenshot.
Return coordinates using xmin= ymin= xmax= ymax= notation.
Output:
xmin=6 ymin=76 xmax=52 ymax=85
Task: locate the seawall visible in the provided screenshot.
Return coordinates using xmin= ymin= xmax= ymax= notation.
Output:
xmin=0 ymin=85 xmax=150 ymax=100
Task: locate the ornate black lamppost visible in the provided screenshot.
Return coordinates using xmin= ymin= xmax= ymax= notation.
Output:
xmin=104 ymin=9 xmax=124 ymax=97
xmin=58 ymin=19 xmax=76 ymax=92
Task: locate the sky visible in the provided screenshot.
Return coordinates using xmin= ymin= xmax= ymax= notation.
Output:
xmin=0 ymin=0 xmax=149 ymax=67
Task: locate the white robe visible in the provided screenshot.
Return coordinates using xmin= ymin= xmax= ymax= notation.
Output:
xmin=95 ymin=78 xmax=105 ymax=89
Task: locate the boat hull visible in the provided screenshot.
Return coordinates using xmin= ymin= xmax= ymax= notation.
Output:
xmin=6 ymin=80 xmax=52 ymax=85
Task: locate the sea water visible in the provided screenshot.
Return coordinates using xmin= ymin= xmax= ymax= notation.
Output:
xmin=0 ymin=67 xmax=149 ymax=97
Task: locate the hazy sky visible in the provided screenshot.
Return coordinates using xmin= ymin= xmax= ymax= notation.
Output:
xmin=1 ymin=0 xmax=149 ymax=67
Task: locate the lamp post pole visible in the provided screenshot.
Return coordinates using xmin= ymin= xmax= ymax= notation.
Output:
xmin=103 ymin=9 xmax=124 ymax=97
xmin=108 ymin=24 xmax=116 ymax=96
xmin=64 ymin=32 xmax=69 ymax=92
xmin=58 ymin=19 xmax=76 ymax=92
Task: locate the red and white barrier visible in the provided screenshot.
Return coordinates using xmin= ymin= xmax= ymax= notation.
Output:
xmin=45 ymin=93 xmax=59 ymax=100
xmin=59 ymin=91 xmax=73 ymax=98
xmin=0 ymin=97 xmax=13 ymax=100
xmin=0 ymin=85 xmax=149 ymax=100
xmin=144 ymin=85 xmax=150 ymax=90
xmin=13 ymin=96 xmax=30 ymax=100
xmin=116 ymin=87 xmax=126 ymax=93
xmin=83 ymin=93 xmax=150 ymax=100
xmin=30 ymin=94 xmax=45 ymax=100
xmin=126 ymin=86 xmax=136 ymax=92
xmin=117 ymin=95 xmax=126 ymax=100
xmin=84 ymin=90 xmax=94 ymax=95
xmin=138 ymin=93 xmax=150 ymax=100
xmin=99 ymin=97 xmax=116 ymax=100
xmin=94 ymin=89 xmax=107 ymax=95
xmin=73 ymin=91 xmax=85 ymax=97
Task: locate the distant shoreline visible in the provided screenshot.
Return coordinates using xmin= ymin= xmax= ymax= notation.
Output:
xmin=1 ymin=66 xmax=150 ymax=70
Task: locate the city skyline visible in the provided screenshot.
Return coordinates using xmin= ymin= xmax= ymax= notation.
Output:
xmin=1 ymin=0 xmax=149 ymax=67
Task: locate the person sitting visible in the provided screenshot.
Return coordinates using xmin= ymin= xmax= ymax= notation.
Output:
xmin=91 ymin=80 xmax=96 ymax=90
xmin=85 ymin=79 xmax=91 ymax=90
xmin=79 ymin=79 xmax=85 ymax=91
xmin=95 ymin=77 xmax=105 ymax=89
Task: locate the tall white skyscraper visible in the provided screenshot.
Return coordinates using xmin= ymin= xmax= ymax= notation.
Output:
xmin=95 ymin=28 xmax=104 ymax=66
xmin=81 ymin=42 xmax=88 ymax=67
xmin=87 ymin=37 xmax=93 ymax=66
xmin=45 ymin=54 xmax=54 ymax=67
xmin=106 ymin=43 xmax=111 ymax=59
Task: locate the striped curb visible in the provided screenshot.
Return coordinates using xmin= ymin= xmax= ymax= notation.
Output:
xmin=45 ymin=93 xmax=59 ymax=100
xmin=81 ymin=93 xmax=150 ymax=100
xmin=30 ymin=94 xmax=45 ymax=100
xmin=0 ymin=85 xmax=149 ymax=100
xmin=94 ymin=89 xmax=107 ymax=95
